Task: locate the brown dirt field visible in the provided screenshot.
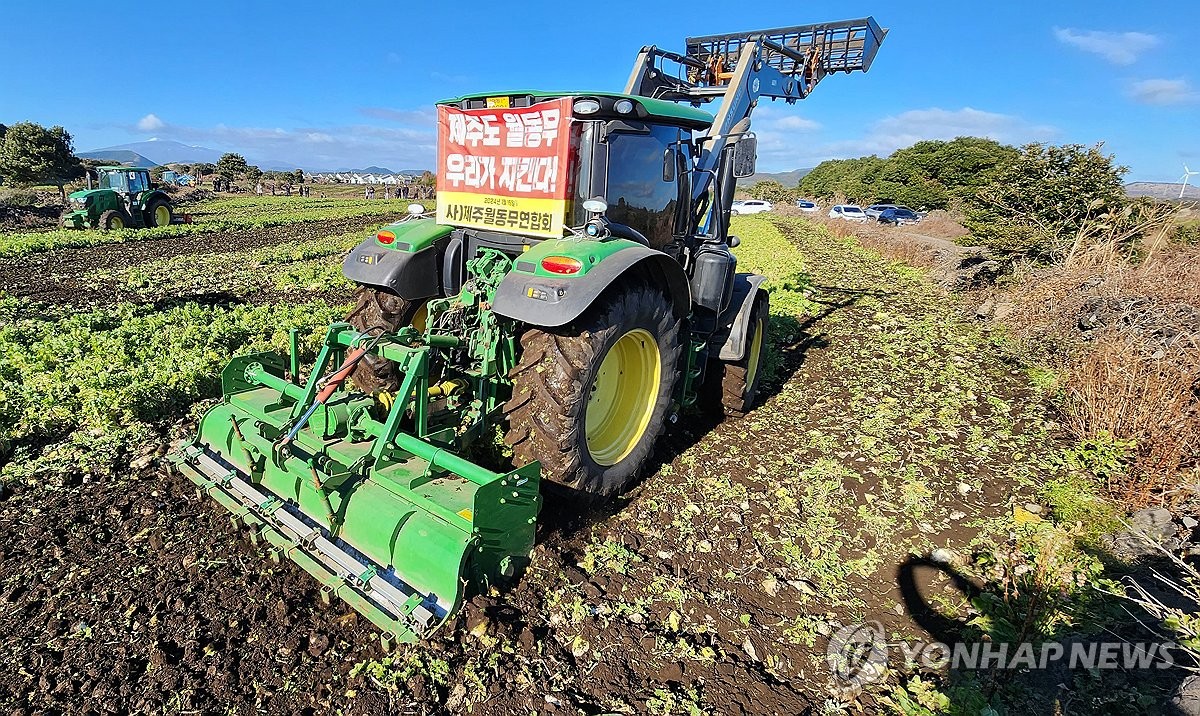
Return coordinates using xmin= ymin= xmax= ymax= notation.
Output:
xmin=0 ymin=215 xmax=382 ymax=308
xmin=0 ymin=217 xmax=1065 ymax=715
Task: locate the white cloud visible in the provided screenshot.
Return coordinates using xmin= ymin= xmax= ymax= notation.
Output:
xmin=137 ymin=113 xmax=165 ymax=131
xmin=1128 ymin=78 xmax=1199 ymax=105
xmin=751 ymin=107 xmax=1056 ymax=172
xmin=1053 ymin=28 xmax=1160 ymax=65
xmin=774 ymin=116 xmax=821 ymax=131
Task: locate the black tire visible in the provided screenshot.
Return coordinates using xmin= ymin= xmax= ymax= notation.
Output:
xmin=146 ymin=199 xmax=173 ymax=227
xmin=730 ymin=209 xmax=740 ymax=217
xmin=503 ymin=283 xmax=681 ymax=498
xmin=344 ymin=286 xmax=424 ymax=393
xmin=712 ymin=291 xmax=770 ymax=417
xmin=98 ymin=209 xmax=127 ymax=231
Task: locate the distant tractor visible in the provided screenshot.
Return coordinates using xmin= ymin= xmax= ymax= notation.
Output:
xmin=62 ymin=166 xmax=175 ymax=230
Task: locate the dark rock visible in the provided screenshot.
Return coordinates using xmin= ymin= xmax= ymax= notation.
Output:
xmin=1132 ymin=507 xmax=1175 ymax=541
xmin=1173 ymin=674 xmax=1200 ymax=715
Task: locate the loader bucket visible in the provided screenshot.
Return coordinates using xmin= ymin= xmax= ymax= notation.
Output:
xmin=170 ymin=323 xmax=540 ymax=644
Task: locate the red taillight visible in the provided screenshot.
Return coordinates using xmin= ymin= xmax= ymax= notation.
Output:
xmin=540 ymin=256 xmax=582 ymax=275
xmin=377 ymin=230 xmax=396 ymax=245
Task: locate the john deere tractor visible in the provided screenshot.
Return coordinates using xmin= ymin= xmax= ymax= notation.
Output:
xmin=172 ymin=17 xmax=886 ymax=644
xmin=62 ymin=166 xmax=174 ymax=230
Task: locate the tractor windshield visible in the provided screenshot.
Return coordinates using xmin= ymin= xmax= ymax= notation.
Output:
xmin=600 ymin=124 xmax=682 ymax=249
xmin=127 ymin=172 xmax=148 ymax=193
xmin=99 ymin=171 xmax=128 ymax=191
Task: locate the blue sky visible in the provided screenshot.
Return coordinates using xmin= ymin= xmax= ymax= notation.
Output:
xmin=2 ymin=0 xmax=1197 ymax=180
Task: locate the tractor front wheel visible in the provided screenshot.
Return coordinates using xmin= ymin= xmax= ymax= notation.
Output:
xmin=146 ymin=200 xmax=173 ymax=227
xmin=99 ymin=209 xmax=127 ymax=231
xmin=345 ymin=286 xmax=427 ymax=393
xmin=504 ymin=283 xmax=681 ymax=498
xmin=711 ymin=291 xmax=770 ymax=417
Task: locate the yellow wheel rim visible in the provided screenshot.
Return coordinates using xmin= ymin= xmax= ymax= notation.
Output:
xmin=585 ymin=328 xmax=661 ymax=466
xmin=412 ymin=303 xmax=428 ymax=333
xmin=111 ymin=215 xmax=124 ymax=229
xmin=155 ymin=205 xmax=170 ymax=225
xmin=746 ymin=315 xmax=765 ymax=388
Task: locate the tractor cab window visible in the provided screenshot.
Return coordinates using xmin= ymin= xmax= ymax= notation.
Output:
xmin=602 ymin=123 xmax=683 ymax=250
xmin=127 ymin=172 xmax=148 ymax=194
xmin=100 ymin=171 xmax=127 ymax=191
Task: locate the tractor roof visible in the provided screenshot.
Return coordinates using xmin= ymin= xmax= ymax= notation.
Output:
xmin=97 ymin=165 xmax=152 ymax=172
xmin=438 ymin=91 xmax=714 ymax=130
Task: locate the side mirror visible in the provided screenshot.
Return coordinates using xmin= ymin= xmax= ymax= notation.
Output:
xmin=732 ymin=136 xmax=757 ymax=178
xmin=662 ymin=147 xmax=677 ymax=183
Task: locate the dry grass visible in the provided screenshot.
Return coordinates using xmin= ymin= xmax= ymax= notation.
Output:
xmin=994 ymin=213 xmax=1200 ymax=507
xmin=1062 ymin=331 xmax=1199 ymax=504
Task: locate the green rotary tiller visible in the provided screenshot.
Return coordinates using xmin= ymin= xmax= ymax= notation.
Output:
xmin=171 ymin=250 xmax=541 ymax=645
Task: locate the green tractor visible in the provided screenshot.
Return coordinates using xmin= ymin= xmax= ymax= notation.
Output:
xmin=62 ymin=166 xmax=175 ymax=230
xmin=172 ymin=18 xmax=886 ymax=644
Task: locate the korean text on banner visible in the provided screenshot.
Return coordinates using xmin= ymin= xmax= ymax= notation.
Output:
xmin=435 ymin=98 xmax=573 ymax=239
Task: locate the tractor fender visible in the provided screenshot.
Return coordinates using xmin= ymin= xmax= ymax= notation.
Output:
xmin=493 ymin=245 xmax=690 ymax=328
xmin=138 ymin=189 xmax=171 ymax=211
xmin=341 ymin=234 xmax=451 ymax=301
xmin=716 ymin=273 xmax=768 ymax=361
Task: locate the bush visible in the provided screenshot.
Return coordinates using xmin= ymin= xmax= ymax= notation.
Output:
xmin=964 ymin=143 xmax=1129 ymax=260
xmin=1172 ymin=220 xmax=1200 ymax=246
xmin=746 ymin=180 xmax=796 ymax=204
xmin=0 ymin=187 xmax=41 ymax=208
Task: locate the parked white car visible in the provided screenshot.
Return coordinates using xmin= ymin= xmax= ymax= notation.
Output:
xmin=730 ymin=199 xmax=772 ymax=215
xmin=795 ymin=199 xmax=819 ymax=213
xmin=829 ymin=204 xmax=869 ymax=222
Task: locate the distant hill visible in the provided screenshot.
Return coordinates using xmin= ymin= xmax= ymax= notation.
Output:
xmin=736 ymin=168 xmax=813 ymax=189
xmin=1125 ymin=181 xmax=1200 ymax=200
xmin=78 ymin=149 xmax=157 ymax=166
xmin=83 ymin=139 xmax=225 ymax=166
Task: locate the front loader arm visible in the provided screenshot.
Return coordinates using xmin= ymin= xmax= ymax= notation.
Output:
xmin=625 ymin=17 xmax=887 ymax=219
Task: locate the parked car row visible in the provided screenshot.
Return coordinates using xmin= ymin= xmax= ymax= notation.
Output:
xmin=727 ymin=199 xmax=924 ymax=226
xmin=828 ymin=202 xmax=923 ymax=226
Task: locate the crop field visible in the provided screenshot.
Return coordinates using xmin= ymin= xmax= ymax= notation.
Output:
xmin=0 ymin=197 xmax=1165 ymax=714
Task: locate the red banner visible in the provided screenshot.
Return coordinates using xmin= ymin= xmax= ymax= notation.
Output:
xmin=435 ymin=97 xmax=573 ymax=238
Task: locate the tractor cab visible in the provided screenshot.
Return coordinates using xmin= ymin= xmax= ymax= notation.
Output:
xmin=63 ymin=165 xmax=174 ymax=231
xmin=97 ymin=167 xmax=151 ymax=194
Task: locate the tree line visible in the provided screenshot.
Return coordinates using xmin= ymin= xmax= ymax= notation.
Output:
xmin=747 ymin=136 xmax=1138 ymax=260
xmin=0 ymin=121 xmax=309 ymax=198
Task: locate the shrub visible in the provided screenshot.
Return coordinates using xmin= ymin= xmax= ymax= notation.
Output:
xmin=963 ymin=143 xmax=1129 ymax=260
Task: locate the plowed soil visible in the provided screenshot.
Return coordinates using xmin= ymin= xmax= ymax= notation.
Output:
xmin=1 ymin=216 xmax=1066 ymax=714
xmin=0 ymin=215 xmax=382 ymax=307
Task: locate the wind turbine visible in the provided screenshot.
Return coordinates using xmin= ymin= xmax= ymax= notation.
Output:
xmin=1181 ymin=164 xmax=1200 ymax=199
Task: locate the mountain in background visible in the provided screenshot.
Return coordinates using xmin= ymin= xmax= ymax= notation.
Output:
xmin=77 ymin=149 xmax=157 ymax=166
xmin=1125 ymin=181 xmax=1200 ymax=200
xmin=736 ymin=168 xmax=813 ymax=189
xmin=82 ymin=139 xmax=224 ymax=165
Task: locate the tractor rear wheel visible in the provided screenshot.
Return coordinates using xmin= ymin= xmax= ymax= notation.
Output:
xmin=99 ymin=209 xmax=126 ymax=231
xmin=345 ymin=286 xmax=426 ymax=393
xmin=711 ymin=291 xmax=770 ymax=417
xmin=146 ymin=199 xmax=173 ymax=227
xmin=504 ymin=283 xmax=681 ymax=498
